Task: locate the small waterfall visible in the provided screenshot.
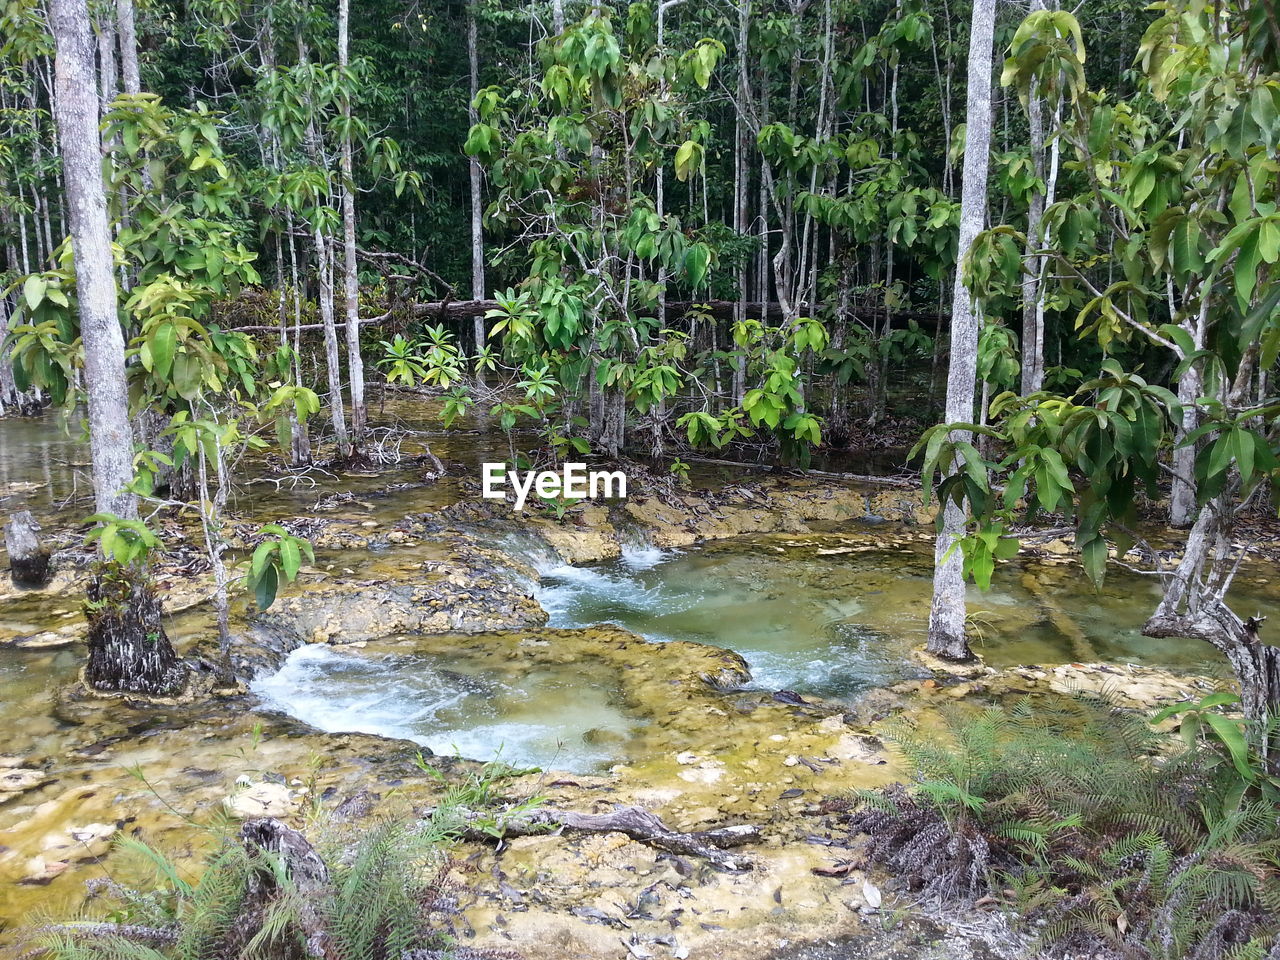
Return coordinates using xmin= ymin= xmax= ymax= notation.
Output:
xmin=250 ymin=644 xmax=634 ymax=771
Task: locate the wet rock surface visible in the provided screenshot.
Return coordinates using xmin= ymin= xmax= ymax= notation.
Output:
xmin=0 ymin=459 xmax=1268 ymax=959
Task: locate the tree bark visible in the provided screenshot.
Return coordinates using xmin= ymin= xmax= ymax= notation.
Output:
xmin=926 ymin=0 xmax=997 ymax=661
xmin=468 ymin=0 xmax=487 ymax=385
xmin=52 ymin=0 xmax=185 ymax=697
xmin=115 ymin=0 xmax=140 ymax=95
xmin=338 ymin=0 xmax=366 ymax=450
xmin=317 ymin=230 xmax=350 ymax=459
xmin=1019 ymin=74 xmax=1046 ymax=395
xmin=51 ymin=0 xmax=135 ymax=522
xmin=5 ymin=510 xmax=50 ymax=587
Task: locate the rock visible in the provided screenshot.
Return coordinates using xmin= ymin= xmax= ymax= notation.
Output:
xmin=22 ymin=855 xmax=70 ymax=884
xmin=40 ymin=822 xmax=116 ymax=861
xmin=0 ymin=766 xmax=52 ymax=801
xmin=861 ymin=880 xmax=883 ymax=909
xmin=223 ymin=780 xmax=303 ymax=819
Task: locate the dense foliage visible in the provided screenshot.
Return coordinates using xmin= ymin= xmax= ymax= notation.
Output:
xmin=845 ymin=697 xmax=1280 ymax=959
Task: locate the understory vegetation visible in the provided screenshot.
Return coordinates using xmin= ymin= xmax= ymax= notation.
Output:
xmin=29 ymin=761 xmax=535 ymax=960
xmin=842 ymin=697 xmax=1280 ymax=959
xmin=0 ymin=0 xmax=1278 ymax=955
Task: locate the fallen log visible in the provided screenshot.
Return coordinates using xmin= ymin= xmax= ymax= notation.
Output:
xmin=443 ymin=805 xmax=760 ymax=872
xmin=5 ymin=510 xmax=51 ymax=587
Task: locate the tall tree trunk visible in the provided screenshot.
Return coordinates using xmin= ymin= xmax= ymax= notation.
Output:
xmin=468 ymin=0 xmax=487 ymax=384
xmin=338 ymin=0 xmax=365 ymax=450
xmin=317 ymin=230 xmax=350 ymax=459
xmin=1019 ymin=81 xmax=1046 ymax=394
xmin=115 ymin=0 xmax=141 ymax=94
xmin=926 ymin=0 xmax=997 ymax=661
xmin=95 ymin=7 xmax=118 ymax=118
xmin=50 ymin=0 xmax=185 ymax=696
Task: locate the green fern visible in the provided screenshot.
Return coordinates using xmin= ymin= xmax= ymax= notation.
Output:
xmin=848 ymin=696 xmax=1280 ymax=960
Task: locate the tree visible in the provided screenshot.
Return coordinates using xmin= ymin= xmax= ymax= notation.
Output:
xmin=48 ymin=0 xmax=185 ymax=696
xmin=924 ymin=0 xmax=997 ymax=661
xmin=919 ymin=0 xmax=1280 ymax=751
xmin=467 ymin=0 xmax=487 ymax=385
xmin=337 ymin=0 xmax=366 ymax=451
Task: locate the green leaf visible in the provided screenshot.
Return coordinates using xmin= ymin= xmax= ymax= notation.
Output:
xmin=22 ymin=275 xmax=46 ymax=311
xmin=684 ymin=243 xmax=711 ymax=288
xmin=279 ymin=538 xmax=301 ymax=581
xmin=1079 ymin=535 xmax=1107 ymax=587
xmin=250 ymin=541 xmax=276 ymax=583
xmin=254 ymin=563 xmax=279 ymax=612
xmin=1203 ymin=712 xmax=1253 ymax=781
xmin=151 ymin=323 xmax=178 ymax=381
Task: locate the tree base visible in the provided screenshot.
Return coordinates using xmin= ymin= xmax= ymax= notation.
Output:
xmin=10 ymin=552 xmax=51 ymax=587
xmin=84 ymin=565 xmax=188 ymax=697
xmin=924 ymin=631 xmax=976 ymax=663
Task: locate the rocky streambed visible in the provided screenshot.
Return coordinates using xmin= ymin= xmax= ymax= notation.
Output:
xmin=0 ymin=463 xmax=1262 ymax=959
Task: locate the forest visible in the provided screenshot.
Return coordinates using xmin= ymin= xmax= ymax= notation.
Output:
xmin=0 ymin=0 xmax=1279 ymax=957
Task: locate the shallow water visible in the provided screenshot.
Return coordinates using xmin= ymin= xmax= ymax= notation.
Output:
xmin=2 ymin=407 xmax=1276 ymax=784
xmin=251 ymin=643 xmax=637 ymax=771
xmin=535 ymin=535 xmax=1258 ymax=696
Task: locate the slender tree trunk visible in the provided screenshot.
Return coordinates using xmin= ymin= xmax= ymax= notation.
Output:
xmin=50 ymin=0 xmax=185 ymax=696
xmin=338 ymin=0 xmax=365 ymax=450
xmin=115 ymin=0 xmax=140 ymax=94
xmin=468 ymin=0 xmax=487 ymax=384
xmin=95 ymin=8 xmax=118 ymax=118
xmin=926 ymin=0 xmax=997 ymax=661
xmin=317 ymin=230 xmax=350 ymax=458
xmin=1019 ymin=74 xmax=1046 ymax=395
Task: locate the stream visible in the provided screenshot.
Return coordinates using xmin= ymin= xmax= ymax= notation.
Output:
xmin=1 ymin=406 xmax=1278 ymax=935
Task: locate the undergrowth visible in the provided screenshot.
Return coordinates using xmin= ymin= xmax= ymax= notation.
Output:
xmin=28 ymin=759 xmax=533 ymax=960
xmin=840 ymin=696 xmax=1280 ymax=960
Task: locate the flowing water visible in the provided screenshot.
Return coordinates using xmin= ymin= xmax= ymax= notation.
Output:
xmin=1 ymin=407 xmax=1276 ymax=786
xmin=251 ymin=643 xmax=638 ymax=772
xmin=533 ymin=536 xmax=1256 ymax=693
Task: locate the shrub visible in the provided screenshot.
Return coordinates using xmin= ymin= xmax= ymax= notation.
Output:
xmin=840 ymin=697 xmax=1280 ymax=960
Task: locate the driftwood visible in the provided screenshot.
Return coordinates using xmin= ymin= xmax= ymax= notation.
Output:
xmin=447 ymin=805 xmax=761 ymax=872
xmin=5 ymin=510 xmax=51 ymax=587
xmin=226 ymin=299 xmax=943 ymax=334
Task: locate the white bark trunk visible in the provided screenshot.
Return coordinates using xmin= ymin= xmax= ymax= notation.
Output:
xmin=338 ymin=0 xmax=365 ymax=448
xmin=468 ymin=0 xmax=486 ymax=384
xmin=1019 ymin=84 xmax=1045 ymax=395
xmin=115 ymin=0 xmax=140 ymax=95
xmin=51 ymin=0 xmax=135 ymax=520
xmin=927 ymin=0 xmax=997 ymax=660
xmin=317 ymin=230 xmax=350 ymax=458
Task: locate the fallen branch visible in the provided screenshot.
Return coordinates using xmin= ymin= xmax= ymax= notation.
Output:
xmin=443 ymin=805 xmax=760 ymax=872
